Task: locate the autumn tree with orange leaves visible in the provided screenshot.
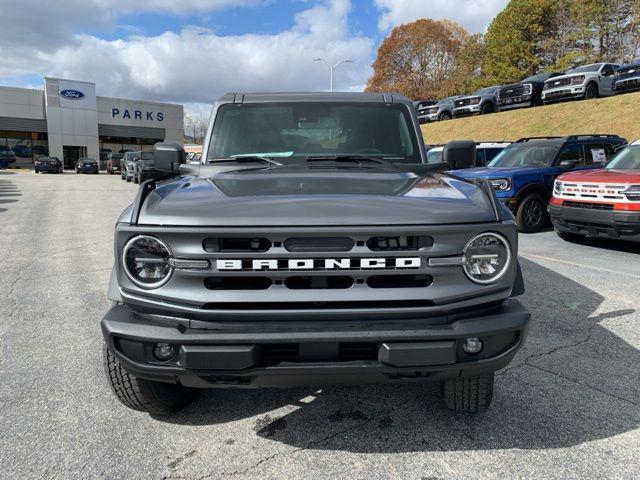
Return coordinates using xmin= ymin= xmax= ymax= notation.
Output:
xmin=365 ymin=19 xmax=484 ymax=100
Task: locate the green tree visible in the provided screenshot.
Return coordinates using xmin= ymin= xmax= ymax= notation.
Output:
xmin=482 ymin=0 xmax=559 ymax=84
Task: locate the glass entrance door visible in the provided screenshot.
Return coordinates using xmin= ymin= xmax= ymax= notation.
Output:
xmin=63 ymin=146 xmax=85 ymax=169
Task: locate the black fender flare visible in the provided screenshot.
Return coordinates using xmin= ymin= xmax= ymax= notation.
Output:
xmin=514 ymin=183 xmax=550 ymax=207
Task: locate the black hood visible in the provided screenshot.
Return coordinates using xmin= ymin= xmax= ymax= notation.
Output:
xmin=137 ymin=164 xmax=497 ymax=226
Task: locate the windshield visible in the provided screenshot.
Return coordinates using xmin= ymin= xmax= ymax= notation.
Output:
xmin=523 ymin=73 xmax=552 ymax=83
xmin=606 ymin=145 xmax=640 ymax=169
xmin=208 ymin=102 xmax=421 ymax=164
xmin=569 ymin=64 xmax=601 ymax=73
xmin=487 ymin=144 xmax=560 ymax=167
xmin=141 ymin=152 xmax=154 ymax=160
xmin=475 ymin=86 xmax=498 ymax=95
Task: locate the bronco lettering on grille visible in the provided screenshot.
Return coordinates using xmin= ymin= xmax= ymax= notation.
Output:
xmin=216 ymin=257 xmax=421 ymax=271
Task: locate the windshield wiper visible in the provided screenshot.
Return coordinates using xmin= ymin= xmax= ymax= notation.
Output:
xmin=208 ymin=156 xmax=283 ymax=166
xmin=306 ymin=155 xmax=392 ymax=166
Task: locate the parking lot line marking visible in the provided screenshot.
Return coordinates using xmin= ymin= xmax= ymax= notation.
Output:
xmin=519 ymin=252 xmax=640 ymax=280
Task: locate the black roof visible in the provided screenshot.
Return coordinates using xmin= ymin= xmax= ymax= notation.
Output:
xmin=514 ymin=134 xmax=626 ymax=145
xmin=217 ymin=92 xmax=412 ymax=104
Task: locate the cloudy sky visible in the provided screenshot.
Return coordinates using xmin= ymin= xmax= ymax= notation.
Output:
xmin=0 ymin=0 xmax=507 ymax=115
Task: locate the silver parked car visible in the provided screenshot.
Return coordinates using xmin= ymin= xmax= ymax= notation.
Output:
xmin=452 ymin=86 xmax=501 ymax=118
xmin=542 ymin=63 xmax=619 ymax=103
xmin=418 ymin=96 xmax=460 ymax=122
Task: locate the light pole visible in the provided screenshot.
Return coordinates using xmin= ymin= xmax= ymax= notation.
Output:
xmin=313 ymin=58 xmax=353 ymax=92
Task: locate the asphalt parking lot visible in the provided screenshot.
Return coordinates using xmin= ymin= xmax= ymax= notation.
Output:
xmin=1 ymin=170 xmax=639 ymax=479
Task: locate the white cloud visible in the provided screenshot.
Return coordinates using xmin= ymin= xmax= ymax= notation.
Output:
xmin=374 ymin=0 xmax=508 ymax=33
xmin=0 ymin=0 xmax=373 ymax=116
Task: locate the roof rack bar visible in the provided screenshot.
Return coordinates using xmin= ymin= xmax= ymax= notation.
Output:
xmin=515 ymin=136 xmax=562 ymax=142
xmin=565 ymin=134 xmax=620 ymax=140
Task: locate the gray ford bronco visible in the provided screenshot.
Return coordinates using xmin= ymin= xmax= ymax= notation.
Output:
xmin=101 ymin=92 xmax=530 ymax=415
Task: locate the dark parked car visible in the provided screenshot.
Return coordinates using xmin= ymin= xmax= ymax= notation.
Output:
xmin=132 ymin=151 xmax=176 ymax=184
xmin=613 ymin=61 xmax=640 ymax=94
xmin=453 ymin=86 xmax=501 ymax=117
xmin=12 ymin=144 xmax=33 ymax=158
xmin=75 ymin=157 xmax=99 ymax=174
xmin=34 ymin=156 xmax=63 ymax=174
xmin=101 ymin=92 xmax=530 ymax=416
xmin=497 ymin=72 xmax=563 ymax=111
xmin=452 ymin=134 xmax=627 ymax=232
xmin=107 ymin=153 xmax=123 ymax=175
xmin=0 ymin=145 xmax=17 ymax=166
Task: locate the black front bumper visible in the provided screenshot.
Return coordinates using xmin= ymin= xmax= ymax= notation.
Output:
xmin=549 ymin=204 xmax=640 ymax=240
xmin=77 ymin=166 xmax=99 ymax=173
xmin=36 ymin=164 xmax=59 ymax=172
xmin=101 ymin=299 xmax=530 ymax=388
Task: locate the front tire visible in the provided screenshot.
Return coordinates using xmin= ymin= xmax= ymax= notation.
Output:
xmin=438 ymin=112 xmax=452 ymax=121
xmin=440 ymin=372 xmax=494 ymax=413
xmin=103 ymin=346 xmax=198 ymax=415
xmin=481 ymin=103 xmax=495 ymax=114
xmin=516 ymin=193 xmax=548 ymax=233
xmin=585 ymin=83 xmax=599 ymax=100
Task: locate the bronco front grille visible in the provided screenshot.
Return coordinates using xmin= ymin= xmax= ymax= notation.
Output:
xmin=117 ymin=223 xmax=516 ymax=317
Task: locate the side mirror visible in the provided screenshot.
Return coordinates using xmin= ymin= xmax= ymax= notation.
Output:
xmin=443 ymin=140 xmax=476 ymax=170
xmin=559 ymin=159 xmax=576 ymax=169
xmin=153 ymin=142 xmax=185 ymax=173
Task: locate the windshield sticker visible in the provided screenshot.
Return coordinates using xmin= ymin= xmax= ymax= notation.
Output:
xmin=591 ymin=148 xmax=606 ymax=163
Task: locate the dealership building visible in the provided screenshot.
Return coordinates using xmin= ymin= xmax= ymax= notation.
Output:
xmin=0 ymin=77 xmax=183 ymax=168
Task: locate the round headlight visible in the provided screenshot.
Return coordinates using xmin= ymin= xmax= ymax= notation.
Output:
xmin=462 ymin=233 xmax=511 ymax=284
xmin=554 ymin=181 xmax=563 ymax=195
xmin=123 ymin=235 xmax=173 ymax=288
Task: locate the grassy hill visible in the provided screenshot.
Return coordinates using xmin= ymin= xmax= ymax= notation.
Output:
xmin=421 ymin=90 xmax=640 ymax=144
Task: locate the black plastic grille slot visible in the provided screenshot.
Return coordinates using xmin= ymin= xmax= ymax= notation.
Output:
xmin=203 ymin=237 xmax=271 ymax=253
xmin=261 ymin=344 xmax=299 ymax=364
xmin=367 ymin=235 xmax=433 ymax=251
xmin=284 ymin=276 xmax=354 ymax=290
xmin=204 ymin=277 xmax=272 ymax=290
xmin=260 ymin=342 xmax=379 ymax=365
xmin=202 ymin=300 xmax=435 ymax=310
xmin=366 ymin=274 xmax=432 ymax=289
xmin=563 ymin=201 xmax=614 ymax=211
xmin=338 ymin=342 xmax=379 ymax=361
xmin=284 ymin=237 xmax=354 ymax=252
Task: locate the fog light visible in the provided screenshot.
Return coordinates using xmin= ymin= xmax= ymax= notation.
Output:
xmin=153 ymin=343 xmax=175 ymax=361
xmin=462 ymin=337 xmax=483 ymax=355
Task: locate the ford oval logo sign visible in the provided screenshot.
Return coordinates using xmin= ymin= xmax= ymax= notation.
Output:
xmin=59 ymin=89 xmax=85 ymax=100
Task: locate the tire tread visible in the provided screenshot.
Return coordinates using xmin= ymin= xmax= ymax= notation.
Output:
xmin=103 ymin=346 xmax=197 ymax=415
xmin=441 ymin=372 xmax=494 ymax=413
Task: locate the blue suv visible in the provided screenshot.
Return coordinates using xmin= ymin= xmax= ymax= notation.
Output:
xmin=452 ymin=135 xmax=626 ymax=232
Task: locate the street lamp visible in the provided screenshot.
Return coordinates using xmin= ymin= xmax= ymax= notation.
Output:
xmin=313 ymin=58 xmax=353 ymax=92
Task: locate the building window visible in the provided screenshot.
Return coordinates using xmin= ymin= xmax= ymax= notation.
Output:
xmin=0 ymin=130 xmax=48 ymax=167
